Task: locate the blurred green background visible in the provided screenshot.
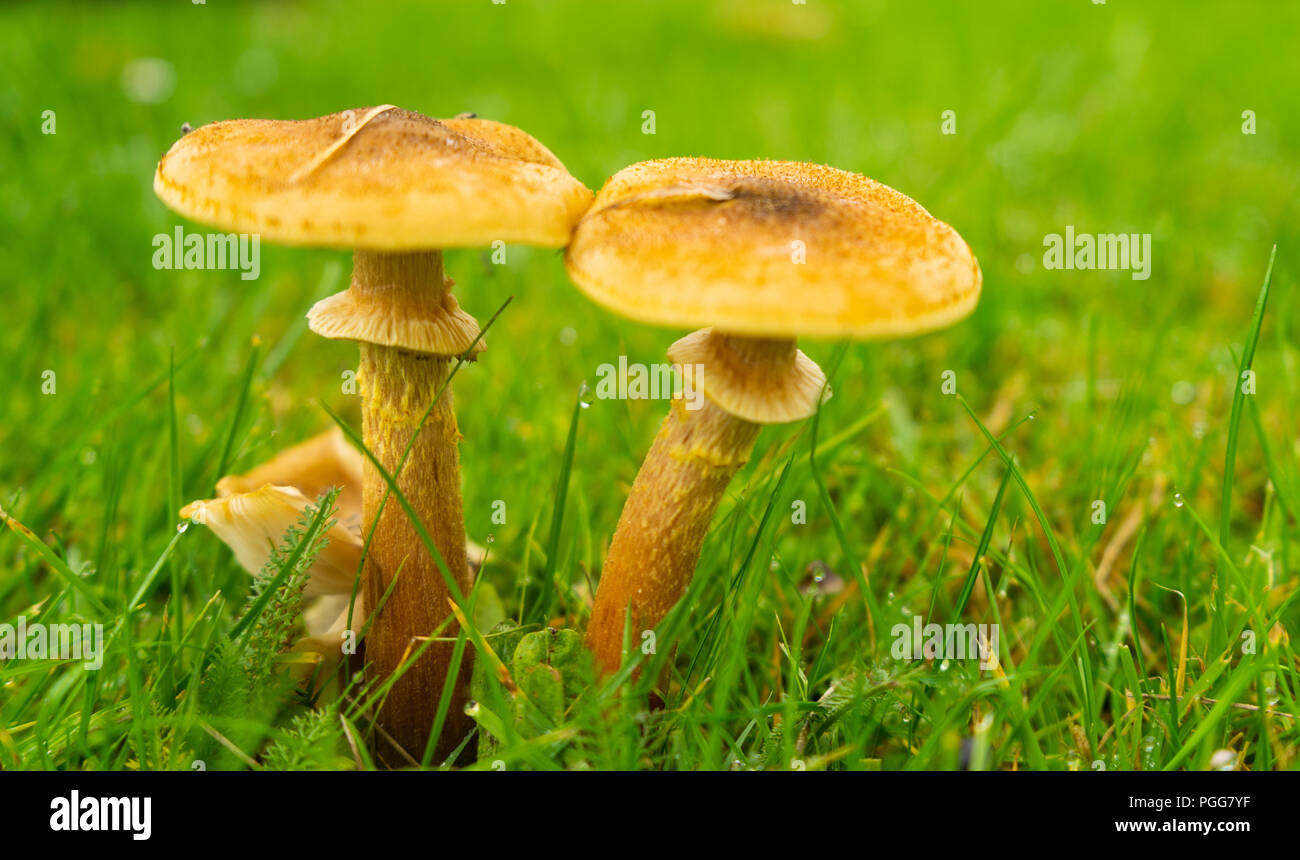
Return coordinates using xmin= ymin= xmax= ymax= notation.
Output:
xmin=2 ymin=0 xmax=1298 ymax=770
xmin=4 ymin=0 xmax=1296 ymax=537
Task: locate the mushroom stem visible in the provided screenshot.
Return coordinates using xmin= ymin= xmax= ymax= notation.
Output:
xmin=586 ymin=332 xmax=806 ymax=673
xmin=710 ymin=332 xmax=799 ymax=366
xmin=350 ymin=250 xmax=448 ymax=329
xmin=351 ymin=250 xmax=473 ymax=762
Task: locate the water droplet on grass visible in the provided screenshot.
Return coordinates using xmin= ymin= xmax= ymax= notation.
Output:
xmin=578 ymin=382 xmax=594 ymax=408
xmin=1173 ymin=493 xmax=1184 ymax=508
xmin=176 ymin=521 xmax=189 ymax=533
xmin=1140 ymin=735 xmax=1160 ymax=768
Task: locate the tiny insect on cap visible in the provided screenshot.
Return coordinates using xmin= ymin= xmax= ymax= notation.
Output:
xmin=153 ymin=106 xmax=593 ymax=250
xmin=565 ymin=157 xmax=982 ymax=340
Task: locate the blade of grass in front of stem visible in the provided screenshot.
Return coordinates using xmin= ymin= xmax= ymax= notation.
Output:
xmin=535 ymin=390 xmax=582 ymax=625
xmin=342 ymin=296 xmax=512 ymax=633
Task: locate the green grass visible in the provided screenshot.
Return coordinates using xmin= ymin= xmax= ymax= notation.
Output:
xmin=2 ymin=0 xmax=1299 ymax=770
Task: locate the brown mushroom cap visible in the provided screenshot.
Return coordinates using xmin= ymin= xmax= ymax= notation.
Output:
xmin=564 ymin=157 xmax=981 ymax=340
xmin=154 ymin=106 xmax=593 ymax=250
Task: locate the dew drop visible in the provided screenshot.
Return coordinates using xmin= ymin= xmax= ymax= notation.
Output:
xmin=176 ymin=521 xmax=189 ymax=533
xmin=1173 ymin=493 xmax=1184 ymax=508
xmin=578 ymin=382 xmax=594 ymax=408
xmin=1209 ymin=749 xmax=1236 ymax=771
xmin=486 ymin=534 xmax=495 ymax=544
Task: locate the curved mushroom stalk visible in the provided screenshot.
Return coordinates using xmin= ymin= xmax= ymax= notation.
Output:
xmin=585 ymin=329 xmax=826 ymax=673
xmin=584 ymin=397 xmax=757 ymax=670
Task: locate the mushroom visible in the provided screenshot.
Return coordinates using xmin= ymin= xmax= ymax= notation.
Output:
xmin=155 ymin=107 xmax=592 ymax=760
xmin=180 ymin=428 xmax=369 ymax=665
xmin=182 ymin=427 xmax=489 ymax=671
xmin=564 ymin=158 xmax=981 ymax=673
